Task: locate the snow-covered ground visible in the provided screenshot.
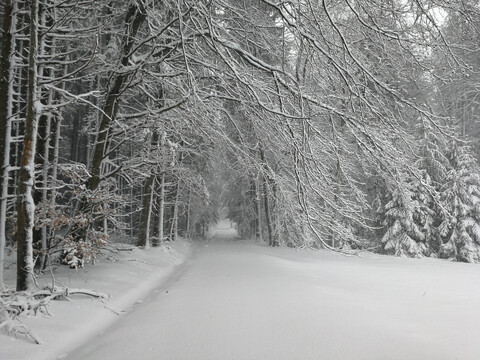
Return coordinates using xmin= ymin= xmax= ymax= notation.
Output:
xmin=0 ymin=238 xmax=192 ymax=360
xmin=3 ymin=222 xmax=480 ymax=359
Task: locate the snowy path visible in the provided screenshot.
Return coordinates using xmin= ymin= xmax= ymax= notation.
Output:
xmin=67 ymin=223 xmax=480 ymax=360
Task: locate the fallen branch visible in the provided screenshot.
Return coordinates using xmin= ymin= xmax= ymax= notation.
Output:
xmin=0 ymin=317 xmax=43 ymax=344
xmin=38 ymin=286 xmax=109 ymax=300
xmin=0 ymin=286 xmax=109 ymax=344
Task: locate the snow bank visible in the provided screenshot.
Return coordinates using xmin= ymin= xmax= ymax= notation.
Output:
xmin=0 ymin=239 xmax=192 ymax=360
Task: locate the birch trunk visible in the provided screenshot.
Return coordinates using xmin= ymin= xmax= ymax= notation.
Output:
xmin=16 ymin=0 xmax=40 ymax=291
xmin=0 ymin=0 xmax=15 ymax=289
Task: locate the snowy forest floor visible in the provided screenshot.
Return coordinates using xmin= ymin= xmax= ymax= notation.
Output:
xmin=3 ymin=222 xmax=480 ymax=359
xmin=0 ymin=237 xmax=192 ymax=360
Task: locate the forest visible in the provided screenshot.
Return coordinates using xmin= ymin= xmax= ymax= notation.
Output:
xmin=1 ymin=0 xmax=480 ymax=295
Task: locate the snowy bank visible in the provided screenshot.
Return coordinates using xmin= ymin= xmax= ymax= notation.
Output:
xmin=0 ymin=239 xmax=192 ymax=360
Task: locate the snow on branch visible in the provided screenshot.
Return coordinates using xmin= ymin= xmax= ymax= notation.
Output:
xmin=0 ymin=287 xmax=108 ymax=344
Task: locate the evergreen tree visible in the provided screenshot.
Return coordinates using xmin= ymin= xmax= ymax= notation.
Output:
xmin=381 ymin=171 xmax=435 ymax=258
xmin=380 ymin=119 xmax=450 ymax=258
xmin=439 ymin=143 xmax=480 ymax=262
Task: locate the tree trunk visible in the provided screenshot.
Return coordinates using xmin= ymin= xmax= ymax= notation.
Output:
xmin=271 ymin=177 xmax=279 ymax=247
xmin=70 ymin=112 xmax=82 ymax=162
xmin=46 ymin=111 xmax=61 ymax=266
xmin=185 ymin=186 xmax=191 ymax=239
xmin=34 ymin=110 xmax=50 ymax=270
xmin=156 ymin=172 xmax=166 ymax=245
xmin=0 ymin=0 xmax=14 ymax=289
xmin=259 ymin=146 xmax=278 ymax=247
xmin=87 ymin=3 xmax=146 ymax=192
xmin=169 ymin=180 xmax=180 ymax=241
xmin=32 ymin=1 xmax=55 ymax=270
xmin=137 ymin=130 xmax=160 ymax=247
xmin=16 ymin=0 xmax=40 ymax=291
xmin=251 ymin=173 xmax=263 ymax=242
xmin=137 ymin=174 xmax=156 ymax=248
xmin=11 ymin=1 xmax=30 ymax=190
xmin=72 ymin=3 xmax=146 ymax=243
xmin=262 ymin=173 xmax=274 ymax=246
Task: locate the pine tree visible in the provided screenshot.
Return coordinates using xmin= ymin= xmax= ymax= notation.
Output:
xmin=381 ymin=171 xmax=435 ymax=258
xmin=439 ymin=143 xmax=480 ymax=262
xmin=380 ymin=118 xmax=450 ymax=258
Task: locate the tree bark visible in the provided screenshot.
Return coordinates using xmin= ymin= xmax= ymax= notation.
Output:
xmin=169 ymin=180 xmax=180 ymax=241
xmin=16 ymin=0 xmax=40 ymax=291
xmin=0 ymin=0 xmax=14 ymax=289
xmin=262 ymin=176 xmax=273 ymax=246
xmin=251 ymin=174 xmax=263 ymax=242
xmin=156 ymin=172 xmax=166 ymax=245
xmin=185 ymin=186 xmax=191 ymax=239
xmin=259 ymin=145 xmax=278 ymax=247
xmin=34 ymin=110 xmax=50 ymax=269
xmin=137 ymin=177 xmax=155 ymax=248
xmin=137 ymin=130 xmax=160 ymax=247
xmin=32 ymin=1 xmax=55 ymax=270
xmin=45 ymin=111 xmax=61 ymax=266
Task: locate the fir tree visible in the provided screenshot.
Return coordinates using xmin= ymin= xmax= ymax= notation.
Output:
xmin=381 ymin=172 xmax=435 ymax=258
xmin=381 ymin=120 xmax=445 ymax=258
xmin=439 ymin=143 xmax=480 ymax=263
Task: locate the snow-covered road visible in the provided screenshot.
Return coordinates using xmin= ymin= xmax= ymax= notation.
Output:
xmin=67 ymin=223 xmax=480 ymax=360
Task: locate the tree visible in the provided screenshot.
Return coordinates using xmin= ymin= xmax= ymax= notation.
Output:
xmin=439 ymin=143 xmax=480 ymax=262
xmin=137 ymin=130 xmax=160 ymax=248
xmin=0 ymin=0 xmax=15 ymax=289
xmin=5 ymin=0 xmax=480 ymax=283
xmin=16 ymin=0 xmax=40 ymax=291
xmin=434 ymin=1 xmax=480 ymax=153
xmin=381 ymin=172 xmax=435 ymax=257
